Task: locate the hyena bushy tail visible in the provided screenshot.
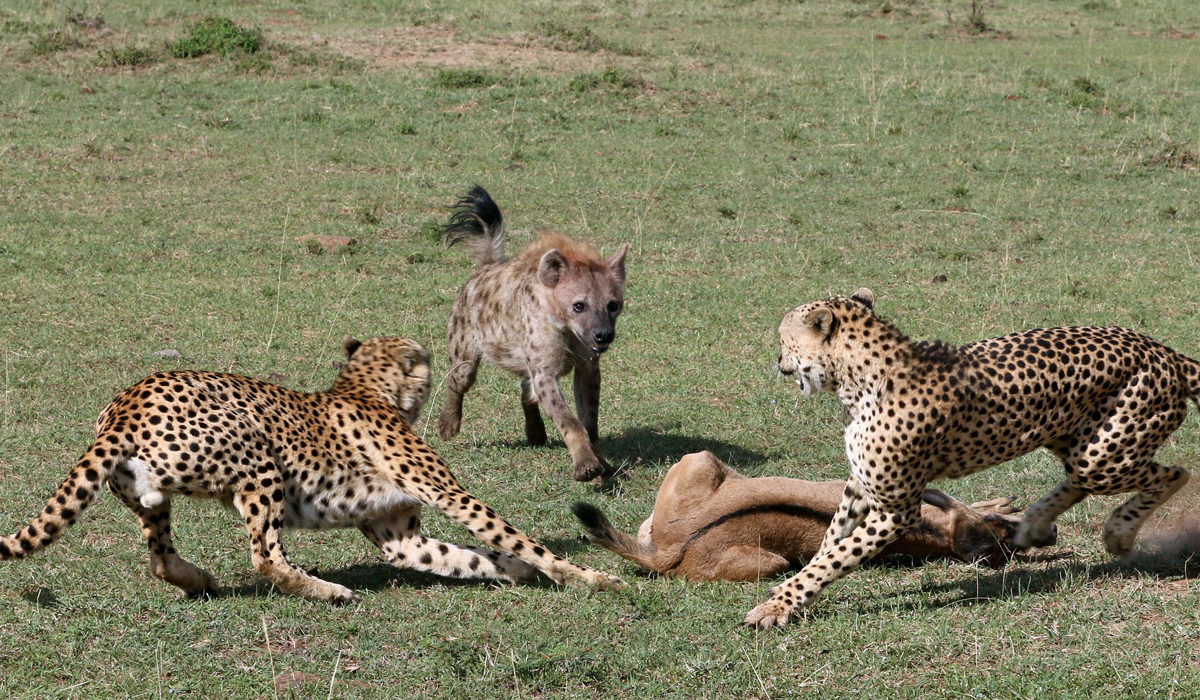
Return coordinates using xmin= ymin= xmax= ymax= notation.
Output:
xmin=572 ymin=502 xmax=665 ymax=571
xmin=441 ymin=185 xmax=506 ymax=266
xmin=0 ymin=441 xmax=127 ymax=560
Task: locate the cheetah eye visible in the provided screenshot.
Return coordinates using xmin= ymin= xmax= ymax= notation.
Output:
xmin=572 ymin=302 xmax=586 ymax=313
xmin=607 ymin=300 xmax=620 ymax=314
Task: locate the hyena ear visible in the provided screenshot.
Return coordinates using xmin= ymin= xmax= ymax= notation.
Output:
xmin=803 ymin=308 xmax=836 ymax=339
xmin=606 ymin=243 xmax=628 ymax=284
xmin=538 ymin=249 xmax=566 ymax=288
xmin=848 ymin=288 xmax=874 ymax=310
xmin=343 ymin=336 xmax=363 ymax=359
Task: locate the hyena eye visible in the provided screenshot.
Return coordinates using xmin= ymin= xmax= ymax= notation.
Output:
xmin=572 ymin=302 xmax=586 ymax=313
xmin=607 ymin=301 xmax=620 ymax=314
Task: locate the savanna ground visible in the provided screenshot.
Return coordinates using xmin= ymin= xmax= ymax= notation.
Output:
xmin=1 ymin=0 xmax=1199 ymax=697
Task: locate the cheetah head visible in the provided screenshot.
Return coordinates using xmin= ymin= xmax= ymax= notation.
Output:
xmin=339 ymin=336 xmax=431 ymax=425
xmin=777 ymin=288 xmax=875 ymax=396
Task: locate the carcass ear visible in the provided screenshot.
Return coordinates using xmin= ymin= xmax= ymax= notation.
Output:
xmin=538 ymin=249 xmax=566 ymax=288
xmin=803 ymin=308 xmax=836 ymax=340
xmin=848 ymin=288 xmax=874 ymax=310
xmin=606 ymin=243 xmax=628 ymax=284
xmin=343 ymin=336 xmax=363 ymax=359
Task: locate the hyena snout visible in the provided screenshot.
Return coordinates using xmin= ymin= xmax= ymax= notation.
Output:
xmin=594 ymin=328 xmax=615 ymax=347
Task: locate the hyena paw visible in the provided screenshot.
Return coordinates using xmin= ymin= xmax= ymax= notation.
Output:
xmin=525 ymin=421 xmax=547 ymax=446
xmin=572 ymin=455 xmax=606 ymax=482
xmin=438 ymin=414 xmax=461 ymax=441
xmin=744 ymin=596 xmax=796 ymax=630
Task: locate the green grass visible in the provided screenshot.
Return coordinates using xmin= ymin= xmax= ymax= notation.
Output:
xmin=170 ymin=16 xmax=262 ymax=59
xmin=1 ymin=0 xmax=1200 ymax=697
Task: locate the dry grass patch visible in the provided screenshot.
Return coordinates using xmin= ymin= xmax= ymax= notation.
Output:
xmin=316 ymin=25 xmax=626 ymax=73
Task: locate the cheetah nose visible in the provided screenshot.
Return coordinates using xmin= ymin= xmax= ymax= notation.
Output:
xmin=594 ymin=329 xmax=614 ymax=346
xmin=778 ymin=355 xmax=794 ymax=375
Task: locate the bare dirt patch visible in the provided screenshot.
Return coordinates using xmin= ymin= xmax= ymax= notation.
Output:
xmin=306 ymin=25 xmax=623 ymax=73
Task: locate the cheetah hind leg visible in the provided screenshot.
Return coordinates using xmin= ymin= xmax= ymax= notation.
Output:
xmin=360 ymin=508 xmax=537 ymax=583
xmin=109 ymin=472 xmax=218 ymax=597
xmin=137 ymin=501 xmax=219 ymax=597
xmin=1103 ymin=464 xmax=1190 ymax=560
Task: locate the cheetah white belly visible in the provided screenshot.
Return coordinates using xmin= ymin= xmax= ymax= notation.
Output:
xmin=283 ymin=483 xmax=421 ymax=530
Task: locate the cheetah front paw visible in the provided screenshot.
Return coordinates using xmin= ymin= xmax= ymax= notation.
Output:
xmin=315 ymin=582 xmax=361 ymax=605
xmin=744 ymin=597 xmax=796 ymax=630
xmin=333 ymin=587 xmax=363 ymax=605
xmin=1014 ymin=520 xmax=1058 ymax=550
xmin=557 ymin=563 xmax=627 ymax=591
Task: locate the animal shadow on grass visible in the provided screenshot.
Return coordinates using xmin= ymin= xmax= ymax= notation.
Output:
xmin=20 ymin=587 xmax=59 ymax=608
xmin=800 ymin=553 xmax=1200 ymax=621
xmin=218 ymin=538 xmax=598 ymax=599
xmin=600 ymin=425 xmax=772 ymax=473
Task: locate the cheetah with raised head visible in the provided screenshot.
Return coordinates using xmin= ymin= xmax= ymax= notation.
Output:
xmin=1 ymin=336 xmax=624 ymax=602
xmin=745 ymin=288 xmax=1196 ymax=628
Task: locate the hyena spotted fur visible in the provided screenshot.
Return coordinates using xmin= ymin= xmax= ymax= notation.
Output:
xmin=438 ymin=186 xmax=629 ymax=482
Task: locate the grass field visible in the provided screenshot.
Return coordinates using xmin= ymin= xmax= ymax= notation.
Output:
xmin=1 ymin=0 xmax=1199 ymax=697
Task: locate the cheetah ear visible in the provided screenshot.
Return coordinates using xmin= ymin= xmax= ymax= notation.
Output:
xmin=848 ymin=288 xmax=874 ymax=310
xmin=606 ymin=243 xmax=628 ymax=285
xmin=804 ymin=308 xmax=836 ymax=339
xmin=395 ymin=341 xmax=430 ymax=374
xmin=343 ymin=336 xmax=363 ymax=359
xmin=538 ymin=249 xmax=566 ymax=288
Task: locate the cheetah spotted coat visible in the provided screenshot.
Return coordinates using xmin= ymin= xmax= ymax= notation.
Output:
xmin=1 ymin=337 xmax=622 ymax=602
xmin=745 ymin=289 xmax=1197 ymax=628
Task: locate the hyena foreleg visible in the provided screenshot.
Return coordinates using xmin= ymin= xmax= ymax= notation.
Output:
xmin=438 ymin=337 xmax=481 ymax=442
xmin=531 ymin=371 xmax=609 ymax=481
xmin=572 ymin=360 xmax=603 ymax=450
xmin=520 ymin=377 xmax=548 ymax=446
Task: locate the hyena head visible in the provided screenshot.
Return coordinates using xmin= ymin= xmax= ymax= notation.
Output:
xmin=534 ymin=233 xmax=628 ymax=355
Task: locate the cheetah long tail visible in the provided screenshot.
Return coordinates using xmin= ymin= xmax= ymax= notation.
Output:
xmin=441 ymin=185 xmax=505 ymax=266
xmin=571 ymin=502 xmax=670 ymax=573
xmin=0 ymin=439 xmax=126 ymax=561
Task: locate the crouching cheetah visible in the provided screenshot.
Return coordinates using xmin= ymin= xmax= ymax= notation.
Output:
xmin=745 ymin=288 xmax=1196 ymax=628
xmin=0 ymin=337 xmax=624 ymax=602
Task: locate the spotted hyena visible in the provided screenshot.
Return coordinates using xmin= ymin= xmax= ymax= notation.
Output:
xmin=438 ymin=186 xmax=628 ymax=482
